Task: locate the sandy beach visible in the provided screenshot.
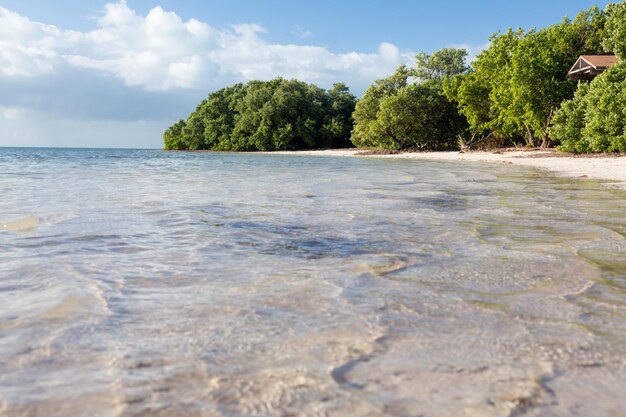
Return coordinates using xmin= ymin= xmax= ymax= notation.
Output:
xmin=270 ymin=149 xmax=626 ymax=190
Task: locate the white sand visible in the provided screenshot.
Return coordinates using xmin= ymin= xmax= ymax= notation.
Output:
xmin=270 ymin=149 xmax=626 ymax=190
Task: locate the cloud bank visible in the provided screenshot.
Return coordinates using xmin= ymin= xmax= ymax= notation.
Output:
xmin=0 ymin=1 xmax=411 ymax=93
xmin=0 ymin=1 xmax=483 ymax=147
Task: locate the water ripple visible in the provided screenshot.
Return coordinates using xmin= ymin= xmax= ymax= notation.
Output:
xmin=1 ymin=148 xmax=625 ymax=416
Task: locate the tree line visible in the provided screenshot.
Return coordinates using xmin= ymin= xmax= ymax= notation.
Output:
xmin=164 ymin=79 xmax=356 ymax=151
xmin=165 ymin=2 xmax=626 ymax=153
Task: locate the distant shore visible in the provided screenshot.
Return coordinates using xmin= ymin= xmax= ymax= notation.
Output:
xmin=266 ymin=148 xmax=626 ymax=190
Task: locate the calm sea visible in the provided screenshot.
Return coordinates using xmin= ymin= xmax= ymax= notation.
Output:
xmin=1 ymin=147 xmax=625 ymax=416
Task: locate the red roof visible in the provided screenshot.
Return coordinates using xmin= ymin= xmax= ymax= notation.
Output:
xmin=567 ymin=55 xmax=620 ymax=80
xmin=579 ymin=55 xmax=619 ymax=69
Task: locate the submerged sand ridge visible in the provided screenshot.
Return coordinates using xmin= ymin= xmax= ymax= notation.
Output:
xmin=269 ymin=149 xmax=626 ymax=190
xmin=1 ymin=215 xmax=39 ymax=232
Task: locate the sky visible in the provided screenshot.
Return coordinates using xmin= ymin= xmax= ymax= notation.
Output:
xmin=0 ymin=0 xmax=612 ymax=148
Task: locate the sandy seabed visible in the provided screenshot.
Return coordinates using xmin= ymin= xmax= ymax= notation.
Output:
xmin=269 ymin=149 xmax=626 ymax=190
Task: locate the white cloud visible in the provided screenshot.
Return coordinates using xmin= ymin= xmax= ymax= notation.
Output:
xmin=293 ymin=25 xmax=313 ymax=39
xmin=0 ymin=7 xmax=82 ymax=77
xmin=0 ymin=1 xmax=425 ymax=148
xmin=378 ymin=42 xmax=401 ymax=62
xmin=0 ymin=1 xmax=412 ymax=93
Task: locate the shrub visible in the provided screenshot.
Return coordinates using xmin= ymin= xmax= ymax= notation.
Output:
xmin=582 ymin=63 xmax=626 ymax=152
xmin=551 ymin=63 xmax=626 ymax=153
xmin=352 ymin=56 xmax=467 ymax=151
xmin=551 ymin=84 xmax=590 ymax=152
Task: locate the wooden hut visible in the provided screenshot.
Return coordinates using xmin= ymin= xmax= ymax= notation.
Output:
xmin=567 ymin=55 xmax=619 ymax=81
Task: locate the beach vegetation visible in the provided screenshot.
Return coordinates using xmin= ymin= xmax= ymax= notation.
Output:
xmin=550 ymin=3 xmax=626 ymax=153
xmin=351 ymin=49 xmax=468 ymax=150
xmin=551 ymin=63 xmax=626 ymax=153
xmin=549 ymin=83 xmax=591 ymax=153
xmin=163 ymin=119 xmax=187 ymax=150
xmin=163 ymin=78 xmax=356 ymax=151
xmin=165 ymin=3 xmax=625 ymax=154
xmin=603 ymin=2 xmax=626 ymax=60
xmin=443 ymin=6 xmax=607 ymax=149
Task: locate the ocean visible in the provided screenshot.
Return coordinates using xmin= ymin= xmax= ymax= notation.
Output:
xmin=1 ymin=147 xmax=625 ymax=416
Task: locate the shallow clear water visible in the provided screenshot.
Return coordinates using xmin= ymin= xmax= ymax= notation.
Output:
xmin=0 ymin=148 xmax=625 ymax=417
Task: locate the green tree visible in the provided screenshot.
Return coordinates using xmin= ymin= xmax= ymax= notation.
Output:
xmin=232 ymin=78 xmax=338 ymax=151
xmin=181 ymin=101 xmax=209 ymax=150
xmin=351 ymin=65 xmax=415 ymax=148
xmin=443 ymin=29 xmax=525 ymax=141
xmin=443 ymin=71 xmax=492 ymax=137
xmin=373 ymin=82 xmax=463 ymax=150
xmin=202 ymin=83 xmax=247 ymax=150
xmin=231 ymin=80 xmax=278 ymax=150
xmin=581 ymin=63 xmax=626 ymax=152
xmin=444 ymin=6 xmax=606 ymax=147
xmin=509 ymin=7 xmax=606 ymax=147
xmin=164 ymin=78 xmax=357 ymax=151
xmin=550 ymin=83 xmax=591 ymax=153
xmin=163 ymin=119 xmax=187 ymax=150
xmin=352 ymin=54 xmax=467 ymax=150
xmin=603 ymin=2 xmax=626 ymax=59
xmin=551 ymin=63 xmax=626 ymax=153
xmin=416 ymin=48 xmax=469 ymax=82
xmin=321 ymin=83 xmax=357 ymax=148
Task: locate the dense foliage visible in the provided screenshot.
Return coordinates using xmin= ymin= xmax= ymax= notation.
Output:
xmin=550 ymin=2 xmax=626 ymax=153
xmin=551 ymin=63 xmax=626 ymax=153
xmin=164 ymin=79 xmax=356 ymax=151
xmin=166 ymin=3 xmax=626 ymax=154
xmin=603 ymin=2 xmax=626 ymax=60
xmin=351 ymin=49 xmax=468 ymax=150
xmin=443 ymin=7 xmax=607 ymax=148
xmin=548 ymin=83 xmax=591 ymax=153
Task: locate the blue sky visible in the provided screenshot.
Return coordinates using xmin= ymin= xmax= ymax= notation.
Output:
xmin=0 ymin=0 xmax=612 ymax=148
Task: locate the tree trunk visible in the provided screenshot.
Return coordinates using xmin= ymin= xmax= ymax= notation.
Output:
xmin=522 ymin=122 xmax=536 ymax=147
xmin=540 ymin=109 xmax=555 ymax=148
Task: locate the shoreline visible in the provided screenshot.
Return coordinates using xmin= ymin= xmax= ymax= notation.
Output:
xmin=267 ymin=149 xmax=626 ymax=190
